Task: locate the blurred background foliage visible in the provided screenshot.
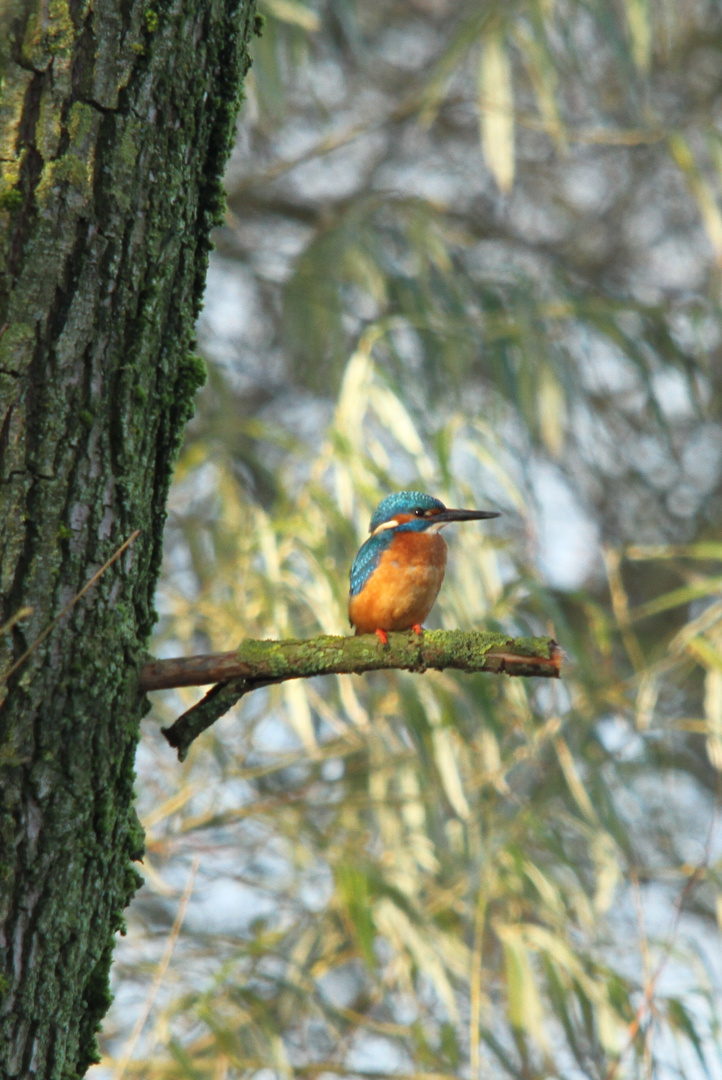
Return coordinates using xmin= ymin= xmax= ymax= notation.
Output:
xmin=98 ymin=0 xmax=722 ymax=1077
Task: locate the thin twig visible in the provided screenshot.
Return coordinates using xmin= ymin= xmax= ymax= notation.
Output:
xmin=603 ymin=546 xmax=645 ymax=673
xmin=228 ymin=95 xmax=663 ymax=198
xmin=0 ymin=606 xmax=34 ymax=637
xmin=470 ymin=862 xmax=494 ymax=1079
xmin=0 ymin=530 xmax=141 ymax=687
xmin=605 ymin=794 xmax=719 ymax=1080
xmin=112 ymin=856 xmax=199 ymax=1080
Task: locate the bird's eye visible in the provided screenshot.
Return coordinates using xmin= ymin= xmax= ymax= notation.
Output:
xmin=413 ymin=507 xmax=426 ymax=517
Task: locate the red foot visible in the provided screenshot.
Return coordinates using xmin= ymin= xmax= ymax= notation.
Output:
xmin=411 ymin=624 xmax=424 ymax=636
xmin=374 ymin=628 xmax=389 ymax=646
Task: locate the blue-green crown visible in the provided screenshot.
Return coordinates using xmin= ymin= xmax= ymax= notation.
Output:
xmin=369 ymin=491 xmax=445 ymax=532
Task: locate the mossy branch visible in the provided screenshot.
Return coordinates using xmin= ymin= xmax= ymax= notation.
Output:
xmin=140 ymin=631 xmax=562 ymax=761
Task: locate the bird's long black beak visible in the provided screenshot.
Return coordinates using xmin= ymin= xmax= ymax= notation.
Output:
xmin=433 ymin=508 xmax=501 ymax=523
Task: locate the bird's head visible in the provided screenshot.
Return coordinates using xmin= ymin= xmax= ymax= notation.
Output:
xmin=368 ymin=491 xmax=500 ymax=535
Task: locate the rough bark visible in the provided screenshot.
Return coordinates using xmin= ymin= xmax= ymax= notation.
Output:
xmin=0 ymin=1 xmax=257 ymax=1076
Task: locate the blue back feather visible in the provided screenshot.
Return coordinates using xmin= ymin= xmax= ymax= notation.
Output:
xmin=349 ymin=530 xmax=394 ymax=596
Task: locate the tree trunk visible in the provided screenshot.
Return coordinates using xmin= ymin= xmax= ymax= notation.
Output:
xmin=0 ymin=1 xmax=257 ymax=1076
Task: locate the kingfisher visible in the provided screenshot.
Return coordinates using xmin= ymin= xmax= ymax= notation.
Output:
xmin=348 ymin=491 xmax=500 ymax=644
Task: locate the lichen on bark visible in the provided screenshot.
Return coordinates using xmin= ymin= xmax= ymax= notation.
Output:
xmin=0 ymin=0 xmax=257 ymax=1075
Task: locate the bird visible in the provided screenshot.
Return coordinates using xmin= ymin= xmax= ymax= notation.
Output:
xmin=348 ymin=491 xmax=500 ymax=644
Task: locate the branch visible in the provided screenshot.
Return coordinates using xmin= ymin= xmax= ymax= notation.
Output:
xmin=140 ymin=630 xmax=561 ymax=761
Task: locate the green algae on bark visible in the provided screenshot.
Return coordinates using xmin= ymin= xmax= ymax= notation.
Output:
xmin=0 ymin=0 xmax=258 ymax=1075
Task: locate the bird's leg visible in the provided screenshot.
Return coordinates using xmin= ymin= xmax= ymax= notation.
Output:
xmin=374 ymin=628 xmax=389 ymax=646
xmin=411 ymin=624 xmax=424 ymax=636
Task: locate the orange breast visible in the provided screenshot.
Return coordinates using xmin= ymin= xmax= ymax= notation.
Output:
xmin=348 ymin=532 xmax=448 ymax=634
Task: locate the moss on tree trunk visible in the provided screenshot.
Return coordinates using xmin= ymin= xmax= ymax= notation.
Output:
xmin=0 ymin=0 xmax=257 ymax=1075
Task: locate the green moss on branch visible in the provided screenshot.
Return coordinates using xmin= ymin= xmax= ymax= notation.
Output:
xmin=145 ymin=631 xmax=562 ymax=761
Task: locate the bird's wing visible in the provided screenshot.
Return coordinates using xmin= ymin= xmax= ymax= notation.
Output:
xmin=349 ymin=530 xmax=394 ymax=596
